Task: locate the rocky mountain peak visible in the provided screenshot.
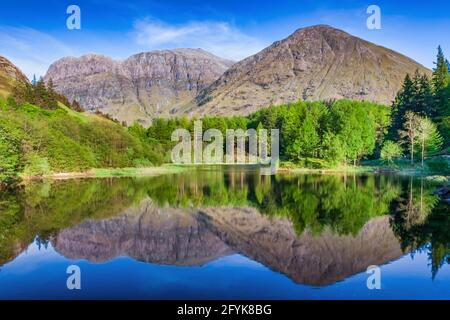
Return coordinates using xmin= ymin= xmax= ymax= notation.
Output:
xmin=188 ymin=24 xmax=431 ymax=116
xmin=45 ymin=54 xmax=119 ymax=81
xmin=44 ymin=49 xmax=234 ymax=125
xmin=0 ymin=55 xmax=29 ymax=84
xmin=0 ymin=55 xmax=29 ymax=97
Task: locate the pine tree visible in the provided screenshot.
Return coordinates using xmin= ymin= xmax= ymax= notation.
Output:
xmin=46 ymin=78 xmax=59 ymax=109
xmin=12 ymin=82 xmax=35 ymax=105
xmin=34 ymin=78 xmax=48 ymax=108
xmin=413 ymin=72 xmax=434 ymax=117
xmin=389 ymin=74 xmax=415 ymax=140
xmin=432 ymin=46 xmax=450 ymax=119
xmin=71 ymin=100 xmax=83 ymax=112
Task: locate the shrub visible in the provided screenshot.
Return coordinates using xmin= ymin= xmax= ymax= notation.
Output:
xmin=0 ymin=127 xmax=21 ymax=184
xmin=426 ymin=157 xmax=450 ymax=174
xmin=380 ymin=141 xmax=403 ymax=164
xmin=22 ymin=153 xmax=51 ymax=177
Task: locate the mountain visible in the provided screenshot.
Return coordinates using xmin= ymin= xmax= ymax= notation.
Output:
xmin=0 ymin=55 xmax=29 ymax=98
xmin=52 ymin=201 xmax=405 ymax=286
xmin=186 ymin=25 xmax=431 ymax=116
xmin=199 ymin=207 xmax=403 ymax=286
xmin=44 ymin=49 xmax=234 ymax=125
xmin=54 ymin=199 xmax=232 ymax=265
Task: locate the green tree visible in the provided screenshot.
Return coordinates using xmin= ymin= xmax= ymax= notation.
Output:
xmin=389 ymin=74 xmax=415 ymax=140
xmin=398 ymin=111 xmax=420 ymax=164
xmin=321 ymin=132 xmax=346 ymax=166
xmin=413 ymin=72 xmax=434 ymax=117
xmin=0 ymin=127 xmax=21 ymax=185
xmin=432 ymin=46 xmax=450 ymax=119
xmin=380 ymin=141 xmax=403 ymax=164
xmin=329 ymin=100 xmax=377 ymax=165
xmin=416 ymin=117 xmax=443 ymax=166
xmin=287 ymin=113 xmax=320 ymax=160
xmin=45 ymin=78 xmax=59 ymax=110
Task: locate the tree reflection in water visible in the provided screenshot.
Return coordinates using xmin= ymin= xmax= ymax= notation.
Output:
xmin=0 ymin=170 xmax=448 ymax=279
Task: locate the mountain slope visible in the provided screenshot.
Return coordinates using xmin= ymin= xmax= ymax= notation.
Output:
xmin=187 ymin=25 xmax=431 ymax=116
xmin=44 ymin=49 xmax=234 ymax=125
xmin=0 ymin=54 xmax=164 ymax=183
xmin=51 ymin=203 xmax=404 ymax=286
xmin=0 ymin=55 xmax=29 ymax=97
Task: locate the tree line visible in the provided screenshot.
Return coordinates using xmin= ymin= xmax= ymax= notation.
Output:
xmin=383 ymin=46 xmax=449 ymax=165
xmin=10 ymin=76 xmax=83 ymax=112
xmin=135 ymin=46 xmax=448 ymax=169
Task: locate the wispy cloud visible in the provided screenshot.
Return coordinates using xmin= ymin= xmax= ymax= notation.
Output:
xmin=132 ymin=18 xmax=267 ymax=61
xmin=0 ymin=27 xmax=74 ymax=79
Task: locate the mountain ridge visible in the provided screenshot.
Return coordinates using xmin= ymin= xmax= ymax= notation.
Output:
xmin=38 ymin=24 xmax=434 ymax=122
xmin=0 ymin=55 xmax=29 ymax=98
xmin=185 ymin=24 xmax=431 ymax=116
xmin=44 ymin=48 xmax=234 ymax=125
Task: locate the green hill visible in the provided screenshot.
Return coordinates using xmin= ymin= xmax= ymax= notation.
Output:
xmin=0 ymin=98 xmax=163 ymax=185
xmin=0 ymin=55 xmax=165 ymax=185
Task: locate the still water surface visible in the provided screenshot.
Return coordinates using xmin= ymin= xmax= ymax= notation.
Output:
xmin=0 ymin=168 xmax=448 ymax=299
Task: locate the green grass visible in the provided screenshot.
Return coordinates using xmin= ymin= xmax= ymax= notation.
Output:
xmin=0 ymin=74 xmax=14 ymax=99
xmin=93 ymin=165 xmax=185 ymax=178
xmin=279 ymin=156 xmax=449 ymax=176
xmin=362 ymin=156 xmax=450 ymax=175
xmin=0 ymin=99 xmax=164 ymax=184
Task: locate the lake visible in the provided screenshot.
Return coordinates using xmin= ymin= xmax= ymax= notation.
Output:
xmin=0 ymin=168 xmax=448 ymax=299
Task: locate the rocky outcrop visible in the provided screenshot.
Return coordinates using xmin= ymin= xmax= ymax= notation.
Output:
xmin=436 ymin=185 xmax=450 ymax=203
xmin=186 ymin=25 xmax=431 ymax=116
xmin=44 ymin=49 xmax=233 ymax=125
xmin=0 ymin=55 xmax=29 ymax=96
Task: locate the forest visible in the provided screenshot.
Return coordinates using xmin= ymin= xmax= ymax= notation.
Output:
xmin=0 ymin=47 xmax=449 ymax=185
xmin=140 ymin=46 xmax=449 ymax=170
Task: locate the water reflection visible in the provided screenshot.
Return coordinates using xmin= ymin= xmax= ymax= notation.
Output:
xmin=0 ymin=169 xmax=448 ymax=289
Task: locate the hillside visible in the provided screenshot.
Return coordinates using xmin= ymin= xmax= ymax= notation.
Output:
xmin=0 ymin=55 xmax=29 ymax=98
xmin=0 ymin=100 xmax=164 ymax=184
xmin=0 ymin=57 xmax=164 ymax=184
xmin=44 ymin=49 xmax=234 ymax=125
xmin=186 ymin=25 xmax=432 ymax=116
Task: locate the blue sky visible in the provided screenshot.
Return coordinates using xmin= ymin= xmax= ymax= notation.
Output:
xmin=1 ymin=0 xmax=449 ymax=78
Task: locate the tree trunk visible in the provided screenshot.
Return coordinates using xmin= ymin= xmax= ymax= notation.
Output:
xmin=421 ymin=137 xmax=425 ymax=167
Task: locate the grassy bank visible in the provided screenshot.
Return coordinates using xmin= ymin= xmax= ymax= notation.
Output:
xmin=279 ymin=156 xmax=450 ymax=177
xmin=0 ymin=98 xmax=165 ymax=185
xmin=19 ymin=165 xmax=186 ymax=181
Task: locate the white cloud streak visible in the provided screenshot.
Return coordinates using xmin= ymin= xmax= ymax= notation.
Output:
xmin=132 ymin=18 xmax=267 ymax=61
xmin=0 ymin=27 xmax=74 ymax=79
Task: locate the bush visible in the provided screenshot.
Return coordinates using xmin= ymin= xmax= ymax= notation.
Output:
xmin=380 ymin=141 xmax=403 ymax=164
xmin=132 ymin=158 xmax=154 ymax=168
xmin=426 ymin=157 xmax=450 ymax=174
xmin=0 ymin=127 xmax=21 ymax=184
xmin=22 ymin=153 xmax=51 ymax=177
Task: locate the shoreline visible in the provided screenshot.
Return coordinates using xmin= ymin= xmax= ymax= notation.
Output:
xmin=19 ymin=165 xmax=186 ymax=181
xmin=15 ymin=164 xmax=449 ymax=182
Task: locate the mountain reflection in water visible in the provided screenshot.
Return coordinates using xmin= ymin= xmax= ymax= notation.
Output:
xmin=0 ymin=169 xmax=449 ymax=298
